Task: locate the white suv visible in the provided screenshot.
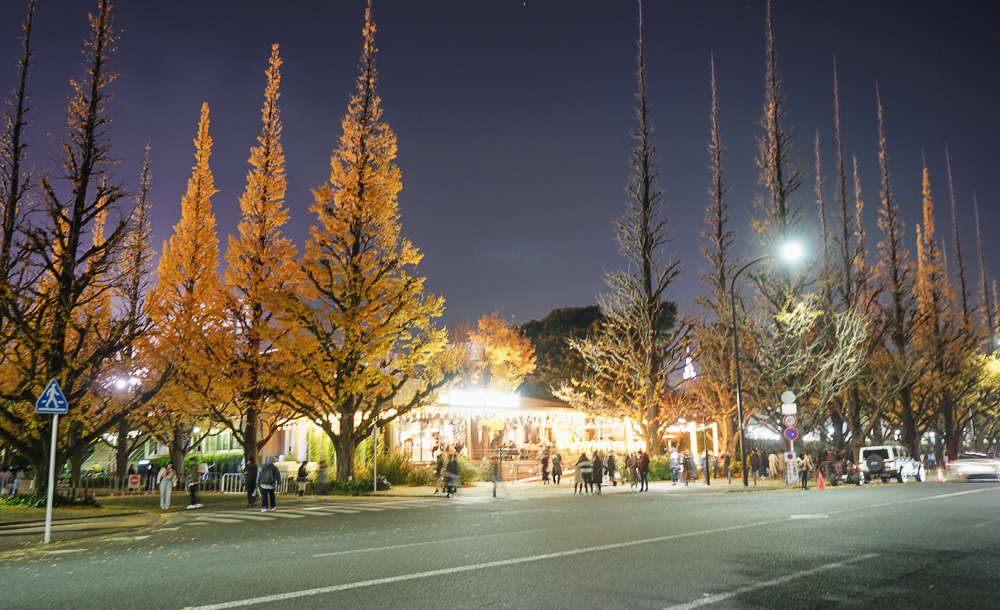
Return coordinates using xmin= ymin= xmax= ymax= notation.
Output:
xmin=859 ymin=445 xmax=925 ymax=483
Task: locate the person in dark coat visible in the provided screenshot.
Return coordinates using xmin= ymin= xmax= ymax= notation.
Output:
xmin=257 ymin=457 xmax=281 ymax=512
xmin=444 ymin=454 xmax=461 ymax=498
xmin=243 ymin=458 xmax=258 ymax=507
xmin=591 ymin=453 xmax=603 ymax=494
xmin=639 ymin=450 xmax=650 ymax=492
xmin=575 ymin=453 xmax=592 ymax=495
xmin=605 ymin=453 xmax=618 ymax=487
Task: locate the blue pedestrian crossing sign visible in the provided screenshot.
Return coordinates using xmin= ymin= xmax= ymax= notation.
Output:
xmin=35 ymin=379 xmax=69 ymax=415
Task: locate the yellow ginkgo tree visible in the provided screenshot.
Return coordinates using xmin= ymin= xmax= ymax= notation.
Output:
xmin=284 ymin=2 xmax=457 ymax=483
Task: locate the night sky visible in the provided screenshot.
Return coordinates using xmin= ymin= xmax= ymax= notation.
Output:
xmin=3 ymin=1 xmax=998 ymax=327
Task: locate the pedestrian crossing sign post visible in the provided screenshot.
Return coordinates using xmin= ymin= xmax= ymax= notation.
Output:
xmin=35 ymin=378 xmax=70 ymax=544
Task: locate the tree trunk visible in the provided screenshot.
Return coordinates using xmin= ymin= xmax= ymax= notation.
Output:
xmin=115 ymin=418 xmax=130 ymax=481
xmin=169 ymin=423 xmax=186 ymax=474
xmin=333 ymin=433 xmax=356 ymax=483
xmin=243 ymin=407 xmax=259 ymax=464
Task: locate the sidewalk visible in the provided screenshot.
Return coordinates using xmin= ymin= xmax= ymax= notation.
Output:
xmin=0 ymin=475 xmax=801 ymax=549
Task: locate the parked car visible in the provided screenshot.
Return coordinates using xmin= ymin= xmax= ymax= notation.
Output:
xmin=859 ymin=445 xmax=925 ymax=483
xmin=946 ymin=452 xmax=1000 ymax=480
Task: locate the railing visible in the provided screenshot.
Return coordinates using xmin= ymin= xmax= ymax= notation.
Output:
xmin=220 ymin=473 xmax=244 ymax=494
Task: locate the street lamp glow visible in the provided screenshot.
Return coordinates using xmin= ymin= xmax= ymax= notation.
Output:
xmin=780 ymin=240 xmax=803 ymax=264
xmin=729 ymin=239 xmax=806 ymax=487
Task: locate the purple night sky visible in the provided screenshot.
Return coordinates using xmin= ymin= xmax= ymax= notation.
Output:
xmin=3 ymin=1 xmax=998 ymax=327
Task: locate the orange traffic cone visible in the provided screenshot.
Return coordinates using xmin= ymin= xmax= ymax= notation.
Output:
xmin=817 ymin=472 xmax=825 ymax=490
xmin=936 ymin=467 xmax=944 ymax=482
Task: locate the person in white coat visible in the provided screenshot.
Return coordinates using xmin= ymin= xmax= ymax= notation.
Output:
xmin=156 ymin=463 xmax=176 ymax=510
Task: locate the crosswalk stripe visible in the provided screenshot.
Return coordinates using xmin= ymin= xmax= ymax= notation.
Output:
xmin=195 ymin=516 xmax=243 ymax=524
xmin=302 ymin=507 xmax=361 ymax=514
xmin=263 ymin=511 xmax=305 ymax=519
xmin=213 ymin=512 xmax=275 ymax=521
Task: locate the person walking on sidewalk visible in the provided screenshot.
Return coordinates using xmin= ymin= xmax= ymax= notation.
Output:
xmin=243 ymin=458 xmax=258 ymax=507
xmin=768 ymin=450 xmax=781 ymax=481
xmin=185 ymin=460 xmax=203 ymax=509
xmin=551 ymin=452 xmax=562 ymax=485
xmin=258 ymin=457 xmax=281 ymax=511
xmin=157 ymin=463 xmax=176 ymax=510
xmin=591 ymin=452 xmax=603 ymax=494
xmin=297 ymin=462 xmax=308 ymax=499
xmin=639 ymin=450 xmax=650 ymax=492
xmin=315 ymin=461 xmax=329 ymax=498
xmin=797 ymin=450 xmax=813 ymax=490
xmin=749 ymin=450 xmax=761 ymax=485
xmin=574 ymin=453 xmax=592 ymax=495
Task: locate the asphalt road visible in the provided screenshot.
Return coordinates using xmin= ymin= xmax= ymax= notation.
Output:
xmin=3 ymin=480 xmax=999 ymax=609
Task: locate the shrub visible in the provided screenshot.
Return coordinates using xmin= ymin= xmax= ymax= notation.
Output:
xmin=404 ymin=464 xmax=436 ymax=486
xmin=648 ymin=456 xmax=672 ymax=481
xmin=330 ymin=474 xmax=392 ymax=496
xmin=0 ymin=492 xmax=99 ymax=508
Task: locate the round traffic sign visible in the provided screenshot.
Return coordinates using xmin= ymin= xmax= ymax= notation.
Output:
xmin=782 ymin=414 xmax=797 ymax=427
xmin=780 ymin=390 xmax=796 ymax=404
xmin=783 ymin=427 xmax=799 ymax=441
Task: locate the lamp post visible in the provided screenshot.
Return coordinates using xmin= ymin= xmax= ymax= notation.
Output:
xmin=729 ymin=241 xmax=802 ymax=487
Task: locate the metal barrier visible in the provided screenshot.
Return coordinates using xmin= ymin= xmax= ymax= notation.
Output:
xmin=221 ymin=473 xmax=244 ymax=494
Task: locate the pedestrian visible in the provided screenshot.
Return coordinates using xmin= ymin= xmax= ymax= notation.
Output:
xmin=606 ymin=452 xmax=618 ymax=487
xmin=686 ymin=451 xmax=698 ymax=485
xmin=258 ymin=456 xmax=281 ymax=511
xmin=489 ymin=454 xmax=502 ymax=497
xmin=639 ymin=449 xmax=650 ymax=492
xmin=668 ymin=448 xmax=681 ymax=485
xmin=127 ymin=463 xmax=136 ymax=476
xmin=540 ymin=454 xmax=550 ymax=484
xmin=768 ymin=450 xmax=781 ymax=481
xmin=315 ymin=461 xmax=329 ymax=498
xmin=574 ymin=453 xmax=592 ymax=495
xmin=591 ymin=452 xmax=603 ymax=494
xmin=156 ymin=463 xmax=175 ymax=510
xmin=797 ymin=450 xmax=813 ymax=490
xmin=145 ymin=462 xmax=158 ymax=492
xmin=723 ymin=451 xmax=732 ymax=484
xmin=0 ymin=465 xmax=11 ymax=495
xmin=749 ymin=450 xmax=761 ymax=485
xmin=551 ymin=452 xmax=562 ymax=485
xmin=444 ymin=454 xmax=460 ymax=498
xmin=243 ymin=458 xmax=258 ymax=507
xmin=297 ymin=462 xmax=308 ymax=499
xmin=627 ymin=452 xmax=639 ymax=491
xmin=12 ymin=466 xmax=25 ymax=495
xmin=185 ymin=459 xmax=203 ymax=509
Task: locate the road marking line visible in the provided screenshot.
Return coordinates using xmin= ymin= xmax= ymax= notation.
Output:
xmin=827 ymin=486 xmax=1000 ymax=516
xmin=302 ymin=507 xmax=361 ymax=514
xmin=212 ymin=512 xmax=276 ymax=521
xmin=194 ymin=517 xmax=243 ymax=524
xmin=262 ymin=511 xmax=305 ymax=519
xmin=185 ymin=520 xmax=781 ymax=609
xmin=156 ymin=527 xmax=181 ymax=531
xmin=39 ymin=548 xmax=88 ymax=555
xmin=103 ymin=535 xmax=151 ymax=541
xmin=789 ymin=514 xmax=829 ymax=519
xmin=312 ymin=529 xmax=544 ymax=558
xmin=661 ymin=553 xmax=879 ymax=610
xmin=973 ymin=517 xmax=1000 ymax=528
xmin=339 ymin=506 xmax=384 ymax=512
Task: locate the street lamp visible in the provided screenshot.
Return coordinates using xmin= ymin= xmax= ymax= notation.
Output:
xmin=729 ymin=241 xmax=803 ymax=487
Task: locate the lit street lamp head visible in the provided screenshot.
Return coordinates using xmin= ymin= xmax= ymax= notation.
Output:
xmin=780 ymin=240 xmax=803 ymax=264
